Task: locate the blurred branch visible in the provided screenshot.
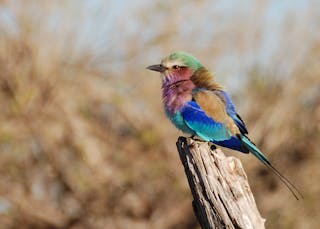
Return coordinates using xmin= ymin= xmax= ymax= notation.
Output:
xmin=176 ymin=137 xmax=265 ymax=229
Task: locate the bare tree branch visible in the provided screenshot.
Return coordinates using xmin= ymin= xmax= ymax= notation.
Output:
xmin=176 ymin=137 xmax=265 ymax=229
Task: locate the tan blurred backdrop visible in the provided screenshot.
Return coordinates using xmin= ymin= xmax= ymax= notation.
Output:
xmin=0 ymin=1 xmax=319 ymax=229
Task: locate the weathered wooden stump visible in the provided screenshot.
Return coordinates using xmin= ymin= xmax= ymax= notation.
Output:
xmin=176 ymin=136 xmax=265 ymax=229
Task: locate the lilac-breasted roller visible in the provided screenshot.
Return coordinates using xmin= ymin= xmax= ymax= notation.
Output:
xmin=147 ymin=51 xmax=302 ymax=200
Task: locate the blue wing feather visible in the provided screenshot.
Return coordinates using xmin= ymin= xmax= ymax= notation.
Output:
xmin=216 ymin=91 xmax=248 ymax=134
xmin=180 ymin=91 xmax=301 ymax=199
xmin=181 ymin=101 xmax=231 ymax=141
xmin=181 ymin=94 xmax=248 ymax=153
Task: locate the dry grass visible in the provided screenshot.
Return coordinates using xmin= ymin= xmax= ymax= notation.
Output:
xmin=0 ymin=1 xmax=319 ymax=229
xmin=242 ymin=50 xmax=320 ymax=228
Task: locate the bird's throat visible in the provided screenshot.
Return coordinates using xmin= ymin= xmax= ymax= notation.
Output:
xmin=165 ymin=79 xmax=191 ymax=90
xmin=162 ymin=77 xmax=195 ymax=114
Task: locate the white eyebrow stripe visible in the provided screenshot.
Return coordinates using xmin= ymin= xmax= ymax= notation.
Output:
xmin=161 ymin=60 xmax=185 ymax=68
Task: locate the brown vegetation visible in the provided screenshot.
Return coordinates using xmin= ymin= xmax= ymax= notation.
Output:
xmin=0 ymin=1 xmax=319 ymax=229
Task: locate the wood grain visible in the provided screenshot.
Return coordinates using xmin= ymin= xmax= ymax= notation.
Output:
xmin=176 ymin=137 xmax=265 ymax=229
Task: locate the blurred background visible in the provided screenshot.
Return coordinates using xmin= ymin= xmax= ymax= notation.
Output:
xmin=0 ymin=0 xmax=319 ymax=228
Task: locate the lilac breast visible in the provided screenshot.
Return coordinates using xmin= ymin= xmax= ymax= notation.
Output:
xmin=162 ymin=79 xmax=195 ymax=134
xmin=162 ymin=80 xmax=194 ymax=114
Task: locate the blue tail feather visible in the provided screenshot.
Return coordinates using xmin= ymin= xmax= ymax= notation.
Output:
xmin=239 ymin=135 xmax=303 ymax=200
xmin=240 ymin=135 xmax=270 ymax=164
xmin=212 ymin=136 xmax=249 ymax=153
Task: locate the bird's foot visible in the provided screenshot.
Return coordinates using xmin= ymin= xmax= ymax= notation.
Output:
xmin=189 ymin=135 xmax=207 ymax=143
xmin=210 ymin=144 xmax=217 ymax=151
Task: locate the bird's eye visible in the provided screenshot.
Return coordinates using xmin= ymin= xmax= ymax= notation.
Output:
xmin=172 ymin=65 xmax=180 ymax=70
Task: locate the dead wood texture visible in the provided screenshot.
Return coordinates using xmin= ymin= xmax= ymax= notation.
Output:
xmin=176 ymin=137 xmax=265 ymax=229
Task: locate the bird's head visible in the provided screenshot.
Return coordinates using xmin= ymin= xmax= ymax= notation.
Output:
xmin=147 ymin=51 xmax=203 ymax=81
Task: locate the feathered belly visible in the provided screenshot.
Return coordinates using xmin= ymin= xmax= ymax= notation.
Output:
xmin=162 ymin=80 xmax=195 ymax=135
xmin=164 ymin=108 xmax=195 ymax=135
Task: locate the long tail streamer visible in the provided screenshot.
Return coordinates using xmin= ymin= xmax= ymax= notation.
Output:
xmin=240 ymin=135 xmax=303 ymax=200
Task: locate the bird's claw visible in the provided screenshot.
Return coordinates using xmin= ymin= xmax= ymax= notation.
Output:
xmin=210 ymin=144 xmax=217 ymax=150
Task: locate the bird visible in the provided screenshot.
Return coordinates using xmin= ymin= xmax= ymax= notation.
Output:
xmin=147 ymin=51 xmax=302 ymax=200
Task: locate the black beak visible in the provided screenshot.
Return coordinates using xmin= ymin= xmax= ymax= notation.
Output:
xmin=146 ymin=64 xmax=167 ymax=73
